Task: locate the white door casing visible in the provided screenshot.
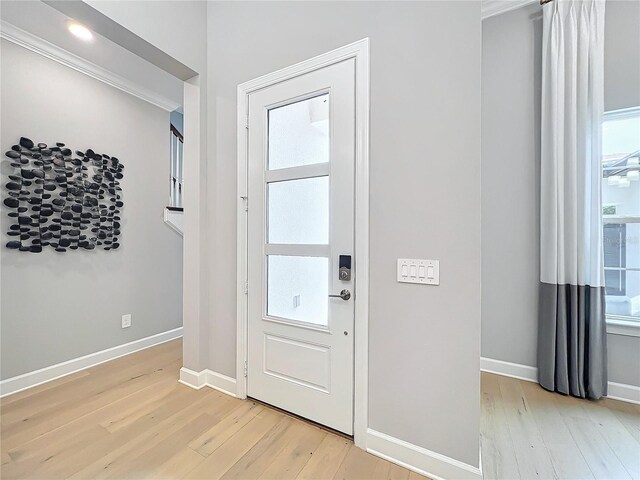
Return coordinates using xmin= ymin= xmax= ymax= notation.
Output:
xmin=236 ymin=38 xmax=369 ymax=445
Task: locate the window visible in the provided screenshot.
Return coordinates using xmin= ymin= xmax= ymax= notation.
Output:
xmin=602 ymin=108 xmax=640 ymax=321
xmin=170 ymin=123 xmax=184 ymax=208
xmin=604 ymin=223 xmax=626 ymax=296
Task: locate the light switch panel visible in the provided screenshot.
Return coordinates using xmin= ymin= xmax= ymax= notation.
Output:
xmin=397 ymin=259 xmax=439 ymax=285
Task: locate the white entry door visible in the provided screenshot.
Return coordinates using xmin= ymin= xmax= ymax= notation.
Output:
xmin=247 ymin=59 xmax=355 ymax=434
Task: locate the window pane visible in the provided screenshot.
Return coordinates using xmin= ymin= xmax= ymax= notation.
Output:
xmin=603 ymin=114 xmax=640 ymax=156
xmin=602 ymin=112 xmax=640 ymax=218
xmin=268 ymin=177 xmax=329 ymax=245
xmin=267 ymin=255 xmax=328 ymax=326
xmin=604 ymin=224 xmax=626 ymax=296
xmin=602 ymin=109 xmax=640 ymax=319
xmin=268 ymin=94 xmax=329 ymax=170
xmin=606 ymin=270 xmax=640 ymax=318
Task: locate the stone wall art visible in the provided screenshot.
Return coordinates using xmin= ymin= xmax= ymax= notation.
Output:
xmin=3 ymin=137 xmax=124 ymax=253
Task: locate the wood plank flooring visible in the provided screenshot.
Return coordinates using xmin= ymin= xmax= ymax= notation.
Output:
xmin=0 ymin=340 xmax=423 ymax=480
xmin=2 ymin=339 xmax=638 ymax=480
xmin=481 ymin=371 xmax=640 ymax=480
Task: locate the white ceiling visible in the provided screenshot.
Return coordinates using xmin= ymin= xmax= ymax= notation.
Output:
xmin=0 ymin=0 xmax=183 ymax=109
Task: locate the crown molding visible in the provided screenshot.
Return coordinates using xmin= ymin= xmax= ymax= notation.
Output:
xmin=0 ymin=20 xmax=180 ymax=112
xmin=482 ymin=0 xmax=538 ymax=19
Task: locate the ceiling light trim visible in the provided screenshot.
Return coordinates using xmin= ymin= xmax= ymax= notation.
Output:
xmin=0 ymin=20 xmax=180 ymax=112
xmin=67 ymin=22 xmax=94 ymax=42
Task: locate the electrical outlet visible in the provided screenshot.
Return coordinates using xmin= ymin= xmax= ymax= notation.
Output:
xmin=121 ymin=314 xmax=132 ymax=328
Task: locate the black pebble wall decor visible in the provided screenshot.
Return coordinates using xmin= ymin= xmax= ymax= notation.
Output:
xmin=3 ymin=137 xmax=124 ymax=253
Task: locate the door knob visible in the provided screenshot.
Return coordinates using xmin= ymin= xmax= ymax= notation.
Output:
xmin=328 ymin=289 xmax=351 ymax=301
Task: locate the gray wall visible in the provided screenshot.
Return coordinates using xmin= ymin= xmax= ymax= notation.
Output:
xmin=83 ymin=1 xmax=210 ymax=376
xmin=604 ymin=0 xmax=640 ymax=112
xmin=0 ymin=40 xmax=183 ymax=379
xmin=207 ymin=1 xmax=481 ymax=468
xmin=481 ymin=0 xmax=640 ymax=387
xmin=481 ymin=3 xmax=542 ymax=371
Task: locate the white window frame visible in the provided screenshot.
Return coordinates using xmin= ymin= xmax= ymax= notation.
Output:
xmin=602 ymin=107 xmax=640 ymax=337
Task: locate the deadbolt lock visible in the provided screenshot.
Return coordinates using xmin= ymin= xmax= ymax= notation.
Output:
xmin=339 ymin=255 xmax=351 ymax=281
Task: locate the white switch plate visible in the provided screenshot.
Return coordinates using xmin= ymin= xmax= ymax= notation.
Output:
xmin=121 ymin=314 xmax=132 ymax=328
xmin=397 ymin=258 xmax=440 ymax=285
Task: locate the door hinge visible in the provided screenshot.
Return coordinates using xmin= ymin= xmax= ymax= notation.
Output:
xmin=240 ymin=195 xmax=248 ymax=212
xmin=244 ymin=280 xmax=248 ymax=295
xmin=245 ymin=115 xmax=249 ymax=130
xmin=244 ymin=360 xmax=248 ymax=377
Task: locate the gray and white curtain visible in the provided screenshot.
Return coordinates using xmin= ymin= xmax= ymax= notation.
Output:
xmin=538 ymin=0 xmax=608 ymax=399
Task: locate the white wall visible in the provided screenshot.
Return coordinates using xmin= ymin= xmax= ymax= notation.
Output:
xmin=0 ymin=40 xmax=183 ymax=379
xmin=481 ymin=0 xmax=640 ymax=388
xmin=206 ymin=1 xmax=481 ymax=468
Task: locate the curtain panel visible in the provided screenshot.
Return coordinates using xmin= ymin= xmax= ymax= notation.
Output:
xmin=538 ymin=0 xmax=608 ymax=399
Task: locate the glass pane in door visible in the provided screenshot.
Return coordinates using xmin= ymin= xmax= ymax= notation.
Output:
xmin=268 ymin=94 xmax=329 ymax=170
xmin=268 ymin=176 xmax=329 ymax=244
xmin=267 ymin=255 xmax=328 ymax=326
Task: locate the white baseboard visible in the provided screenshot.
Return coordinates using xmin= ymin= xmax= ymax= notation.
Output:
xmin=366 ymin=429 xmax=482 ymax=480
xmin=607 ymin=381 xmax=640 ymax=405
xmin=481 ymin=356 xmax=640 ymax=405
xmin=179 ymin=368 xmax=237 ymax=397
xmin=179 ymin=367 xmax=208 ymax=390
xmin=0 ymin=327 xmax=183 ymax=398
xmin=480 ymin=357 xmax=538 ymax=382
xmin=207 ymin=371 xmax=238 ymax=397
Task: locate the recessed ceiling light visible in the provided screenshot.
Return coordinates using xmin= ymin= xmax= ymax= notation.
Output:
xmin=67 ymin=22 xmax=93 ymax=42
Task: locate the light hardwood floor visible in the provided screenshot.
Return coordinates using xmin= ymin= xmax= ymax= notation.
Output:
xmin=2 ymin=340 xmax=639 ymax=480
xmin=481 ymin=371 xmax=640 ymax=480
xmin=0 ymin=339 xmax=422 ymax=480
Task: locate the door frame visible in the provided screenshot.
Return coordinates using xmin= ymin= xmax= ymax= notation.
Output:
xmin=235 ymin=38 xmax=370 ymax=447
